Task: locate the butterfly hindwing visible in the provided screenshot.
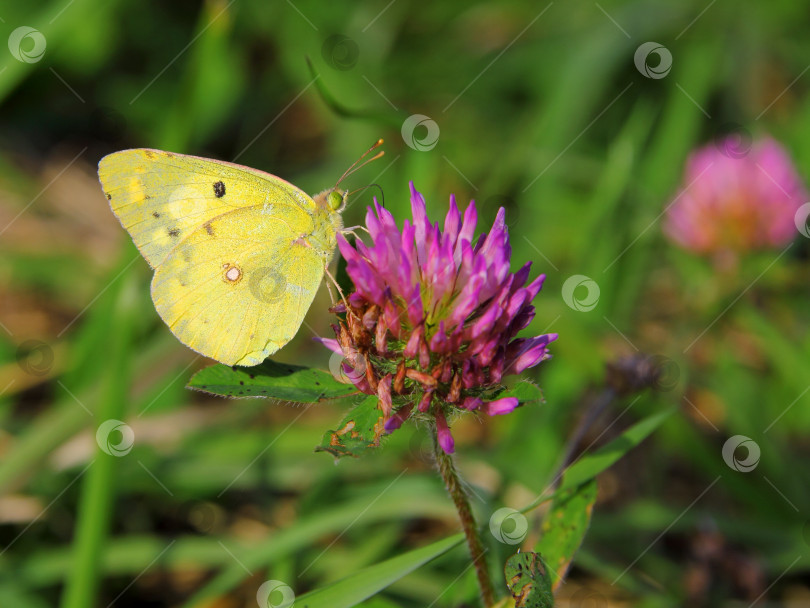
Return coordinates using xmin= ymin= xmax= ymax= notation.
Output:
xmin=151 ymin=205 xmax=325 ymax=366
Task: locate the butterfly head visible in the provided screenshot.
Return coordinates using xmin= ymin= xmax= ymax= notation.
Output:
xmin=314 ymin=188 xmax=348 ymax=214
xmin=327 ymin=188 xmax=347 ymax=211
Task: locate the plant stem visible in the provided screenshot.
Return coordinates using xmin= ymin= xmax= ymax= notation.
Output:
xmin=431 ymin=426 xmax=495 ymax=607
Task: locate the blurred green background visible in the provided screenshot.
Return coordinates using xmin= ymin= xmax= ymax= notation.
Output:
xmin=1 ymin=0 xmax=809 ymax=606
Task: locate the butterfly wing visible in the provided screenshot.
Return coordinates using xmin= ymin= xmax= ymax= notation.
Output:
xmin=98 ymin=148 xmax=316 ymax=267
xmin=151 ymin=204 xmax=327 ymax=366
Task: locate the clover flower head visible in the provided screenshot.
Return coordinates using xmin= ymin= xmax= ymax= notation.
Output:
xmin=664 ymin=136 xmax=807 ymax=256
xmin=320 ymin=183 xmax=557 ymax=453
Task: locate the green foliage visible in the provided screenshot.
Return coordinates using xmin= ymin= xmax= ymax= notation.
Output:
xmin=188 ymin=359 xmax=357 ymax=401
xmin=294 ymin=534 xmax=464 ymax=608
xmin=535 ymin=480 xmax=598 ymax=591
xmin=503 ymin=552 xmax=554 ymax=608
xmin=558 ymin=408 xmax=675 ymax=493
xmin=316 ymin=394 xmax=386 ymax=458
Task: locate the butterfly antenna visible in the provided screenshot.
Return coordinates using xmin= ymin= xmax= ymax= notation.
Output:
xmin=346 ymin=183 xmax=385 ymax=207
xmin=335 ymin=139 xmax=385 ymax=188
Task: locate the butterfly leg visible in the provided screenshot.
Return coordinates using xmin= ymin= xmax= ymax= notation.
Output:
xmin=340 ymin=226 xmax=371 ymax=240
xmin=323 ymin=264 xmax=350 ymax=311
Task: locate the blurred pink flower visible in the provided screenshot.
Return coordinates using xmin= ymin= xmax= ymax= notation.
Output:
xmin=663 ymin=137 xmax=807 ymax=255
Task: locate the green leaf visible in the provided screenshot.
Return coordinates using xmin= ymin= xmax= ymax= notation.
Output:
xmin=504 ymin=552 xmax=554 ymax=608
xmin=500 ymin=381 xmax=544 ymax=405
xmin=559 ymin=408 xmax=674 ymax=492
xmin=187 ymin=360 xmax=358 ymax=402
xmin=294 ymin=533 xmax=464 ymax=608
xmin=535 ymin=479 xmax=597 ymax=591
xmin=315 ymin=395 xmax=386 ymax=458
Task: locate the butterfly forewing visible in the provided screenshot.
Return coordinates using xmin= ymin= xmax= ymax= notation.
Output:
xmin=98 ymin=149 xmax=316 ymax=268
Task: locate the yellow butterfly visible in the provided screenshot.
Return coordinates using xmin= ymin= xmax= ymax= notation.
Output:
xmin=98 ymin=141 xmax=383 ymax=366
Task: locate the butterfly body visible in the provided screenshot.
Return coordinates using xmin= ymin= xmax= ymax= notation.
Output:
xmin=98 ymin=148 xmax=345 ymax=367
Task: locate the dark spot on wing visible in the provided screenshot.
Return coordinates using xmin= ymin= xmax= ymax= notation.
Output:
xmin=152 ymin=211 xmax=160 ymax=218
xmin=165 ymin=152 xmax=175 ymax=158
xmin=144 ymin=194 xmax=152 ymax=200
xmin=213 ymin=181 xmax=226 ymax=198
xmin=204 ymin=222 xmax=215 ymax=236
xmin=144 ymin=150 xmax=155 ymax=158
xmin=106 ymin=193 xmax=111 ymax=200
xmin=168 ymin=228 xmax=180 ymax=238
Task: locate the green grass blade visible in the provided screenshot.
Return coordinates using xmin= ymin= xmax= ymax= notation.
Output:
xmin=535 ymin=479 xmax=597 ymax=590
xmin=559 ymin=408 xmax=674 ymax=492
xmin=59 ymin=275 xmax=139 ymax=608
xmin=294 ymin=534 xmax=464 ymax=608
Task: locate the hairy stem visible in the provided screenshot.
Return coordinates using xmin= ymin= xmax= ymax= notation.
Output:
xmin=431 ymin=427 xmax=496 ymax=607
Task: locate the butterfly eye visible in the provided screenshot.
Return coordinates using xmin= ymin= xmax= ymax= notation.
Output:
xmin=327 ymin=190 xmax=344 ymax=210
